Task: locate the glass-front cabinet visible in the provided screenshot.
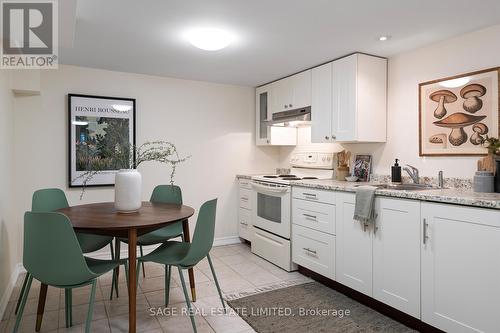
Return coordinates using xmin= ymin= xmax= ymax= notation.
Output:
xmin=255 ymin=84 xmax=297 ymax=146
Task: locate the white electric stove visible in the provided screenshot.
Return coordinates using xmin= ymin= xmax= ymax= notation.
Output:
xmin=250 ymin=152 xmax=335 ymax=271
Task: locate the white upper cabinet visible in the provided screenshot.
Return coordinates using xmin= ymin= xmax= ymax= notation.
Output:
xmin=312 ymin=53 xmax=387 ymax=143
xmin=311 ymin=62 xmax=333 ymax=143
xmin=421 ymin=202 xmax=500 ymax=333
xmin=271 ymin=70 xmax=311 ymax=114
xmin=373 ymin=198 xmax=421 ymax=318
xmin=255 ymin=84 xmax=297 ymax=146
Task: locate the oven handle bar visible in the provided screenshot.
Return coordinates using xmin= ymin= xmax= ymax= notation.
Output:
xmin=251 ymin=182 xmax=290 ymax=194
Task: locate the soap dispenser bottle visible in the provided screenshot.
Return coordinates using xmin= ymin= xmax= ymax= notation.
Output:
xmin=391 ymin=159 xmax=402 ymax=183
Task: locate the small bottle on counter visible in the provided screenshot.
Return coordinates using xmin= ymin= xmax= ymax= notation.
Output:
xmin=391 ymin=159 xmax=402 ymax=183
xmin=473 ymin=171 xmax=494 ymax=193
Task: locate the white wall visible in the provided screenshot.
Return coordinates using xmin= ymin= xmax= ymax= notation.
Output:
xmin=0 ymin=70 xmax=17 ymax=308
xmin=12 ymin=65 xmax=280 ymax=260
xmin=344 ymin=24 xmax=500 ymax=178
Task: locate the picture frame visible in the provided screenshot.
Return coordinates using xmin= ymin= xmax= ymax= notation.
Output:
xmin=68 ymin=94 xmax=136 ymax=187
xmin=353 ymin=154 xmax=372 ymax=182
xmin=419 ymin=67 xmax=500 ymax=156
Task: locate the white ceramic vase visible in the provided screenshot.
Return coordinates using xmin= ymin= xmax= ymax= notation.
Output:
xmin=114 ymin=169 xmax=142 ymax=213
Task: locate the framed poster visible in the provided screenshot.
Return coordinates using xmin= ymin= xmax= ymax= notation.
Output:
xmin=419 ymin=67 xmax=499 ymax=156
xmin=68 ymin=94 xmax=136 ymax=187
xmin=353 ymin=154 xmax=372 ymax=182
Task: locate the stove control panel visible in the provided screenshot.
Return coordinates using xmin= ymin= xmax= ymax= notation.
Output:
xmin=290 ymin=152 xmax=335 ymax=169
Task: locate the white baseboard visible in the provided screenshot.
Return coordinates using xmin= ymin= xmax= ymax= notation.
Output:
xmin=213 ymin=236 xmax=242 ymax=247
xmin=0 ymin=263 xmax=25 ymax=321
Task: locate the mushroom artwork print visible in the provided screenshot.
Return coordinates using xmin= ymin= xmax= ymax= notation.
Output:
xmin=429 ymin=90 xmax=457 ymax=119
xmin=460 ymin=84 xmax=487 ymax=113
xmin=419 ymin=67 xmax=499 ymax=156
xmin=470 ymin=123 xmax=489 ymax=145
xmin=433 ymin=113 xmax=486 ymax=146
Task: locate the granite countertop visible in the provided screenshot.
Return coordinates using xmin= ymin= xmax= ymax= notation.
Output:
xmin=292 ymin=179 xmax=500 ymax=210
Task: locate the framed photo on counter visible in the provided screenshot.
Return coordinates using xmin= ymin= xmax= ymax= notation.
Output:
xmin=68 ymin=94 xmax=136 ymax=187
xmin=353 ymin=154 xmax=372 ymax=182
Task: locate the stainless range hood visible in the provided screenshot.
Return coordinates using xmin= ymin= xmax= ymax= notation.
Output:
xmin=265 ymin=106 xmax=311 ymax=127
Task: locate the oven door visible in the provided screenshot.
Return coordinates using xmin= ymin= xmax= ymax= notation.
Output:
xmin=251 ymin=181 xmax=291 ymax=239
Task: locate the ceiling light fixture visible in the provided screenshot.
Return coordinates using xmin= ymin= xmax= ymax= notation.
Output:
xmin=185 ymin=28 xmax=233 ymax=51
xmin=378 ymin=35 xmax=391 ymax=41
xmin=439 ymin=77 xmax=471 ymax=88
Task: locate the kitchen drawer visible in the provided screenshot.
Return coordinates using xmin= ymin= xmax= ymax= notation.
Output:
xmin=238 ymin=208 xmax=252 ymax=241
xmin=292 ymin=187 xmax=335 ymax=204
xmin=239 ymin=188 xmax=252 ymax=209
xmin=251 ymin=227 xmax=297 ymax=271
xmin=239 ymin=179 xmax=252 ymax=189
xmin=292 ymin=199 xmax=335 ymax=235
xmin=292 ymin=224 xmax=335 ymax=279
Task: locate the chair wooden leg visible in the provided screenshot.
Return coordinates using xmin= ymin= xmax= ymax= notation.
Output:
xmin=207 ymin=254 xmax=226 ymax=313
xmin=35 ymin=283 xmax=48 ymax=332
xmin=14 ymin=274 xmax=28 ymax=315
xmin=13 ymin=274 xmax=33 ymax=333
xmin=140 ymin=246 xmax=146 ymax=278
xmin=178 ymin=267 xmax=197 ymax=333
xmin=85 ymin=280 xmax=97 ymax=333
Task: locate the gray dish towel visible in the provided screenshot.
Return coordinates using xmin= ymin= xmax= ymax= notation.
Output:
xmin=353 ymin=185 xmax=377 ymax=224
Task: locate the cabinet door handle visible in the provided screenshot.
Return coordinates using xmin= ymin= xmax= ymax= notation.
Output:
xmin=423 ymin=218 xmax=429 ymax=244
xmin=303 ymin=247 xmax=317 ymax=255
xmin=284 ymin=104 xmax=288 ymax=108
xmin=302 ymin=192 xmax=317 ymax=198
xmin=240 ymin=197 xmax=248 ymax=201
xmin=240 ymin=221 xmax=248 ymax=226
xmin=289 ymin=104 xmax=293 ymax=107
xmin=332 ymin=134 xmax=336 ymax=140
xmin=266 ymin=139 xmax=270 ymax=144
xmin=303 ymin=213 xmax=317 ymax=220
xmin=325 ymin=136 xmax=329 ymax=140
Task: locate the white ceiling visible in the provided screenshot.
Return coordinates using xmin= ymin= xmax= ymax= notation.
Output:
xmin=60 ymin=0 xmax=500 ymax=86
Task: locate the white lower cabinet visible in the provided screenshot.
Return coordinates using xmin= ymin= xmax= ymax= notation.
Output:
xmin=421 ymin=202 xmax=500 ymax=333
xmin=238 ymin=180 xmax=254 ymax=241
xmin=373 ymin=198 xmax=421 ymax=318
xmin=292 ymin=224 xmax=335 ymax=279
xmin=291 ymin=187 xmax=500 ymax=332
xmin=335 ymin=192 xmax=373 ymax=296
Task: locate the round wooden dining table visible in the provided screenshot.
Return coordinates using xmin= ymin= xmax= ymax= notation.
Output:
xmin=55 ymin=201 xmax=195 ymax=333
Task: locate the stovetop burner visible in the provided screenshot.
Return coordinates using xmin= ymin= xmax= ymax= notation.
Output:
xmin=263 ymin=175 xmax=278 ymax=178
xmin=301 ymin=177 xmax=319 ymax=180
xmin=281 ymin=177 xmax=302 ymax=180
xmin=279 ymin=174 xmax=295 ymax=177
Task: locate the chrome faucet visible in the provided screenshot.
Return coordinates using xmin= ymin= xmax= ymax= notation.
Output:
xmin=403 ymin=164 xmax=419 ymax=184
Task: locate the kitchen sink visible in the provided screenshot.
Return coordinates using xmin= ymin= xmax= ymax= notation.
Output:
xmin=376 ymin=183 xmax=437 ymax=191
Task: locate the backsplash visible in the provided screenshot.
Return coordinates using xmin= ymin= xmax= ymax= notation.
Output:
xmin=370 ymin=174 xmax=473 ymax=190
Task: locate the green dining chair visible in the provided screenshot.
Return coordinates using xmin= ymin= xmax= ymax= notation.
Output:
xmin=137 ymin=199 xmax=224 ymax=333
xmin=15 ymin=189 xmax=118 ymax=327
xmin=117 ymin=185 xmax=185 ymax=279
xmin=13 ymin=212 xmax=128 ymax=333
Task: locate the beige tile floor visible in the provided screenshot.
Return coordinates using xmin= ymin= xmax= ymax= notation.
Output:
xmin=1 ymin=243 xmax=311 ymax=333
